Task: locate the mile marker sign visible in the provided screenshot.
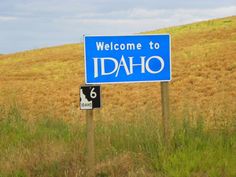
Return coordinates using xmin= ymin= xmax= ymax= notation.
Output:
xmin=80 ymin=85 xmax=101 ymax=110
xmin=84 ymin=34 xmax=171 ymax=84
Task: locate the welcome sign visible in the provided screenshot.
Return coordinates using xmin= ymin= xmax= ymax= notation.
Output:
xmin=84 ymin=34 xmax=171 ymax=84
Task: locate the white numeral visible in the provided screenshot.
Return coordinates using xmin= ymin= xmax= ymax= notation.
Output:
xmin=90 ymin=88 xmax=97 ymax=99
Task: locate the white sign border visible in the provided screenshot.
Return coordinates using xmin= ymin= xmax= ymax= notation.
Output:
xmin=83 ymin=34 xmax=172 ymax=85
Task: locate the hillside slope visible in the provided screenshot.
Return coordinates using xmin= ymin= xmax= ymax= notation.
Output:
xmin=0 ymin=16 xmax=235 ymax=127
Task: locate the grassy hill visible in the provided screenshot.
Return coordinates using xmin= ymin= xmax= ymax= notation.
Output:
xmin=0 ymin=16 xmax=236 ymax=177
xmin=0 ymin=16 xmax=236 ymax=127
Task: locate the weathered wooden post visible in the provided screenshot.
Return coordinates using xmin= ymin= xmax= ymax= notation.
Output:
xmin=81 ymin=85 xmax=100 ymax=177
xmin=161 ymin=82 xmax=170 ymax=144
xmin=86 ymin=109 xmax=95 ymax=177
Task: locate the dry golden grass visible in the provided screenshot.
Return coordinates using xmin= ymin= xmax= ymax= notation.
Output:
xmin=0 ymin=16 xmax=236 ymax=128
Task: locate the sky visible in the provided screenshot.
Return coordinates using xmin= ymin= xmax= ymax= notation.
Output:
xmin=0 ymin=0 xmax=235 ymax=54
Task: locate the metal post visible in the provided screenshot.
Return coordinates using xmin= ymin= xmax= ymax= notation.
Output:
xmin=161 ymin=82 xmax=170 ymax=145
xmin=86 ymin=110 xmax=95 ymax=177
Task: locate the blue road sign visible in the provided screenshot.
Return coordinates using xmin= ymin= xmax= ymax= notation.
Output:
xmin=84 ymin=34 xmax=171 ymax=84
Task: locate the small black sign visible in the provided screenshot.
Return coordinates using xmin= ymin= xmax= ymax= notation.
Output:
xmin=80 ymin=85 xmax=101 ymax=110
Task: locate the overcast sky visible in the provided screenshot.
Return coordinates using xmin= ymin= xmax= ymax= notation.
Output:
xmin=0 ymin=0 xmax=235 ymax=54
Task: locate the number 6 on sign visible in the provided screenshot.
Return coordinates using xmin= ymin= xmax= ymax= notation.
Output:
xmin=80 ymin=85 xmax=101 ymax=110
xmin=90 ymin=88 xmax=97 ymax=99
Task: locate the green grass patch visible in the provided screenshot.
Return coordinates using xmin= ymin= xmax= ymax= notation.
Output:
xmin=0 ymin=104 xmax=235 ymax=177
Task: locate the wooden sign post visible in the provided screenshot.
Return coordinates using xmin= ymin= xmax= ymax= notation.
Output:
xmin=86 ymin=110 xmax=95 ymax=177
xmin=80 ymin=86 xmax=101 ymax=177
xmin=161 ymin=82 xmax=170 ymax=145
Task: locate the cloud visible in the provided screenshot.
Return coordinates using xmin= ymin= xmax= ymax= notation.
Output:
xmin=53 ymin=6 xmax=236 ymax=34
xmin=0 ymin=16 xmax=17 ymax=22
xmin=0 ymin=0 xmax=235 ymax=53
